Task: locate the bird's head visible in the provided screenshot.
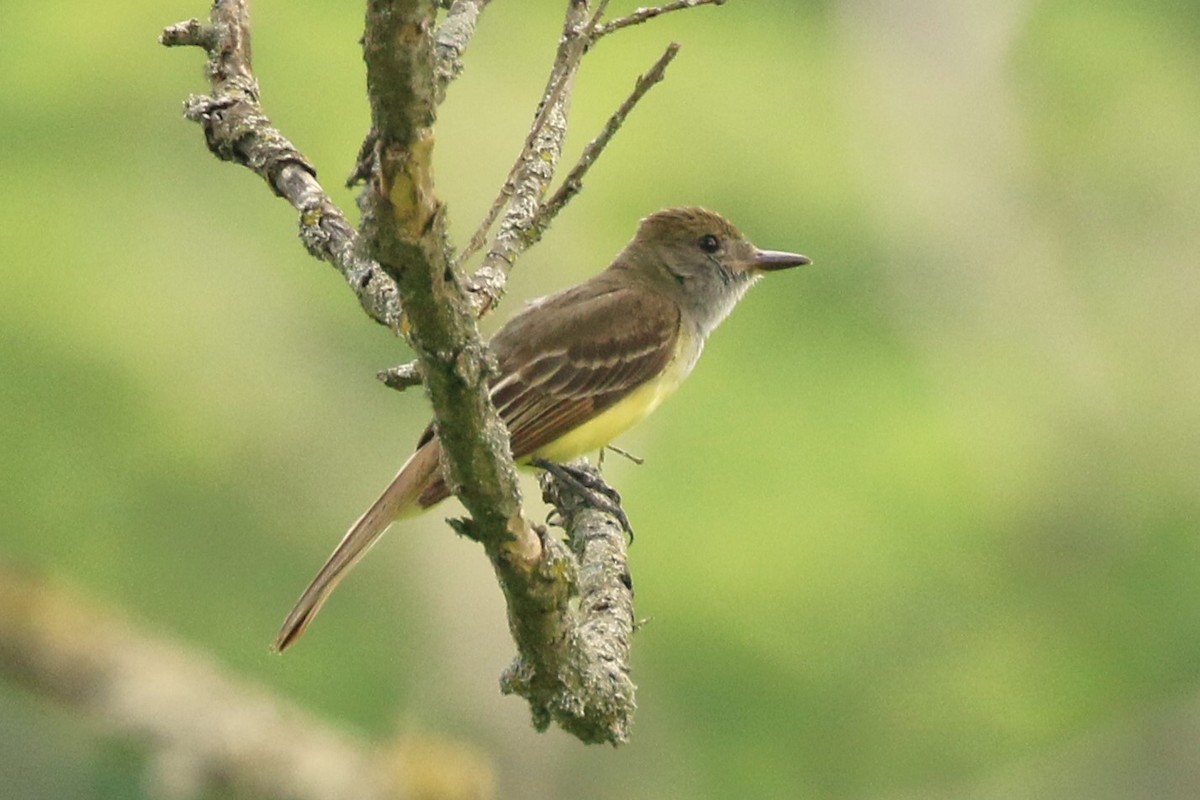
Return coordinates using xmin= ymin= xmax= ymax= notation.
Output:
xmin=617 ymin=206 xmax=811 ymax=332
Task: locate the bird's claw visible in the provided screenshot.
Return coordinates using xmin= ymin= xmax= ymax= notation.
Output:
xmin=533 ymin=458 xmax=634 ymax=539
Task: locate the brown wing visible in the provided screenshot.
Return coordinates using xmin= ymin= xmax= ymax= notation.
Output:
xmin=416 ymin=276 xmax=680 ymax=507
xmin=490 ymin=277 xmax=681 ymax=459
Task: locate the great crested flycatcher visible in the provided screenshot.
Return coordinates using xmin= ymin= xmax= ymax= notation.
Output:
xmin=274 ymin=207 xmax=811 ymax=651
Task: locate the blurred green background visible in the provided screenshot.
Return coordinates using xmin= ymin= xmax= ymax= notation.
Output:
xmin=3 ymin=0 xmax=1200 ymax=797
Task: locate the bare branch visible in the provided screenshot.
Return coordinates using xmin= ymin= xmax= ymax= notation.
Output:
xmin=604 ymin=443 xmax=645 ymax=466
xmin=0 ymin=562 xmax=494 ymax=800
xmin=585 ymin=0 xmax=615 ymax=30
xmin=532 ymin=42 xmax=681 ymax=241
xmin=160 ymin=1 xmax=401 ymax=327
xmin=592 ymin=0 xmax=728 ymax=39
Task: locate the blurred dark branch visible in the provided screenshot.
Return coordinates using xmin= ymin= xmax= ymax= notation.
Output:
xmin=0 ymin=562 xmax=493 ymax=800
xmin=160 ymin=2 xmax=401 ymax=328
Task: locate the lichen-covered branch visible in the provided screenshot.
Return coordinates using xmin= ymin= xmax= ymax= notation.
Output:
xmin=459 ymin=1 xmax=592 ymax=314
xmin=349 ymin=0 xmax=493 ymax=188
xmin=379 ymin=0 xmax=591 ymax=385
xmin=434 ymin=0 xmax=494 ymax=103
xmin=460 ymin=1 xmax=705 ymax=315
xmin=0 ymin=562 xmax=494 ymax=800
xmin=160 ymin=3 xmax=400 ymax=327
xmin=358 ymin=0 xmax=537 ymax=564
xmin=498 ymin=462 xmax=637 ymax=745
xmin=360 ymin=5 xmax=640 ymax=742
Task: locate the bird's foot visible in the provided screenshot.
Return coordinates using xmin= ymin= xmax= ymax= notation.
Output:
xmin=532 ymin=458 xmax=634 ymax=538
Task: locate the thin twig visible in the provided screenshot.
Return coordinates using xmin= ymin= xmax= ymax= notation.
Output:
xmin=457 ymin=77 xmax=574 ymax=265
xmin=160 ymin=4 xmax=401 ymax=328
xmin=456 ymin=67 xmax=576 ymax=267
xmin=605 ymin=444 xmax=645 ymax=466
xmin=593 ymin=0 xmax=728 ymax=39
xmin=459 ymin=2 xmax=595 ymax=315
xmin=585 ymin=0 xmax=615 ymax=32
xmin=377 ymin=360 xmax=424 ymax=391
xmin=460 ymin=0 xmax=721 ymax=315
xmin=531 ymin=43 xmax=681 ymax=241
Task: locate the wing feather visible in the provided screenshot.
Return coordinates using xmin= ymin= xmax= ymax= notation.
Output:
xmin=416 ymin=275 xmax=681 ymax=508
xmin=493 ymin=277 xmax=681 ymax=459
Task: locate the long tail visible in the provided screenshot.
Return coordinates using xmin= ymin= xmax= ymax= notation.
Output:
xmin=272 ymin=439 xmax=442 ymax=652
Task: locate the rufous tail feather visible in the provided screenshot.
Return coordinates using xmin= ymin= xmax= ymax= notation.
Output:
xmin=272 ymin=439 xmax=441 ymax=652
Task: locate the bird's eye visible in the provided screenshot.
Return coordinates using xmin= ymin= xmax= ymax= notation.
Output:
xmin=698 ymin=234 xmax=720 ymax=253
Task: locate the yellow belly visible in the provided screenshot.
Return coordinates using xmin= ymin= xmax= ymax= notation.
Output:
xmin=523 ymin=338 xmax=697 ymax=464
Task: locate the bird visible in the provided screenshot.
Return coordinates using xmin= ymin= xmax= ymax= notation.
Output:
xmin=273 ymin=206 xmax=811 ymax=651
